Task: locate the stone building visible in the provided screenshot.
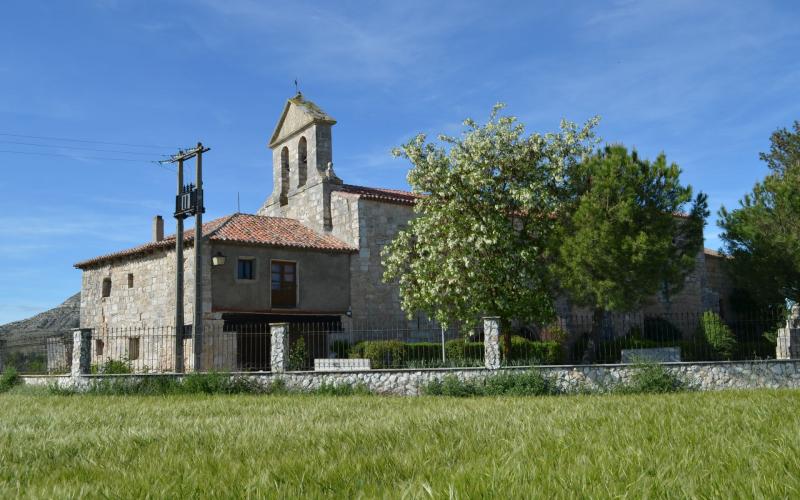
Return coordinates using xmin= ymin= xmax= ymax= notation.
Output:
xmin=75 ymin=93 xmax=731 ymax=369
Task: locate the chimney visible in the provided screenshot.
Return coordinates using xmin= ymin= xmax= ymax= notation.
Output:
xmin=152 ymin=215 xmax=164 ymax=242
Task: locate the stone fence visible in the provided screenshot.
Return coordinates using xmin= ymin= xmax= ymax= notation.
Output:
xmin=20 ymin=360 xmax=800 ymax=395
xmin=14 ymin=313 xmax=800 ymax=395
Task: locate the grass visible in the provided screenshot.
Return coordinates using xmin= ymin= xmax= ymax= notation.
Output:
xmin=1 ymin=390 xmax=800 ymax=497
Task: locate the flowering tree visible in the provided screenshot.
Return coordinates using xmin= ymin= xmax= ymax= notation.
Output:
xmin=382 ymin=105 xmax=598 ymax=351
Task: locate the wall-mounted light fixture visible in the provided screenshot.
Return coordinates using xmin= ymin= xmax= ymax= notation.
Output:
xmin=211 ymin=251 xmax=227 ymax=266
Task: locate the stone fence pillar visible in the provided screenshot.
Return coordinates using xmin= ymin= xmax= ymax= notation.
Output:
xmin=71 ymin=328 xmax=92 ymax=377
xmin=270 ymin=323 xmax=289 ymax=373
xmin=777 ymin=305 xmax=800 ymax=360
xmin=483 ymin=317 xmax=501 ymax=370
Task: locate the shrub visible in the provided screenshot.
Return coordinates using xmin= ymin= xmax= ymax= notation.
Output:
xmin=0 ymin=366 xmax=21 ymax=393
xmin=641 ymin=317 xmax=683 ymax=342
xmin=422 ymin=371 xmax=557 ymax=397
xmin=287 ymin=338 xmax=309 ymax=371
xmin=444 ymin=339 xmax=483 ymax=361
xmin=484 ymin=371 xmax=557 ymax=396
xmin=507 ymin=337 xmax=563 ymax=365
xmin=422 ymin=374 xmax=484 ymax=397
xmin=696 ymin=311 xmax=736 ymax=360
xmin=351 ymin=340 xmax=405 ymax=368
xmin=616 ymin=363 xmax=687 ymax=394
xmin=403 ymin=342 xmax=444 ymax=363
xmin=92 ymin=358 xmax=133 ymax=375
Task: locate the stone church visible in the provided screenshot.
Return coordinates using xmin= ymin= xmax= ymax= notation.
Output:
xmin=74 ymin=94 xmax=732 ymax=369
xmin=76 ymin=94 xmax=421 ymax=335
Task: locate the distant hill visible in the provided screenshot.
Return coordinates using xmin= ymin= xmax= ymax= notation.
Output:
xmin=0 ymin=293 xmax=80 ymax=343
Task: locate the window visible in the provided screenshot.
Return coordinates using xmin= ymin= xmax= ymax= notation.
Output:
xmin=102 ymin=278 xmax=111 ymax=298
xmin=297 ymin=137 xmax=307 ymax=187
xmin=128 ymin=337 xmax=140 ymax=361
xmin=280 ymin=146 xmax=289 ymax=206
xmin=95 ymin=339 xmax=105 ymax=356
xmin=237 ymin=258 xmax=255 ymax=280
xmin=271 ymin=261 xmax=297 ymax=308
xmin=127 ymin=273 xmax=134 ymax=288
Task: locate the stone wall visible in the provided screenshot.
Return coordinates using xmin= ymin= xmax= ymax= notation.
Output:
xmin=346 ymin=199 xmax=416 ymax=323
xmin=21 ymin=360 xmax=800 ymax=396
xmin=79 ymin=245 xmax=209 ymax=329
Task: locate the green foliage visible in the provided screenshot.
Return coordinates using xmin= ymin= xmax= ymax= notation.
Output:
xmin=287 ymin=338 xmax=308 ymax=371
xmin=330 ymin=340 xmax=350 ymax=359
xmin=615 ymin=363 xmax=688 ymax=394
xmin=556 ymin=145 xmax=708 ymax=314
xmin=4 ymin=352 xmax=47 ymax=374
xmin=383 ymin=105 xmax=599 ymax=328
xmin=444 ymin=339 xmax=484 ymax=362
xmin=311 ymin=382 xmax=372 ymax=396
xmin=422 ymin=371 xmax=558 ymax=397
xmin=0 ymin=367 xmax=21 ymax=393
xmin=67 ymin=373 xmax=270 ymax=396
xmin=718 ymin=121 xmax=800 ymax=305
xmin=91 ymin=358 xmax=133 ymax=375
xmin=696 ymin=311 xmax=737 ymax=360
xmin=350 ymin=340 xmax=405 ymax=368
xmin=3 ymin=391 xmax=800 ymax=497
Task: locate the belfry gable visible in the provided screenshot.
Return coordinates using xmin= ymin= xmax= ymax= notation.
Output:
xmin=268 ymin=93 xmax=336 ymax=149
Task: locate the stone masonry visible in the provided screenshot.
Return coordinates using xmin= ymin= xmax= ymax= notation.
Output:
xmin=22 ymin=360 xmax=800 ymax=396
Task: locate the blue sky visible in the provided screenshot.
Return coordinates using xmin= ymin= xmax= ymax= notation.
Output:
xmin=1 ymin=0 xmax=799 ymax=324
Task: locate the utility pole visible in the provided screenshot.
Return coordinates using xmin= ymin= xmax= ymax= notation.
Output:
xmin=167 ymin=143 xmax=210 ymax=373
xmin=193 ymin=142 xmax=204 ymax=372
xmin=175 ymin=155 xmax=185 ymax=373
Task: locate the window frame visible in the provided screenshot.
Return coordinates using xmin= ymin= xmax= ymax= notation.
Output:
xmin=235 ymin=256 xmax=258 ymax=283
xmin=269 ymin=259 xmax=298 ymax=309
xmin=101 ymin=277 xmax=112 ymax=298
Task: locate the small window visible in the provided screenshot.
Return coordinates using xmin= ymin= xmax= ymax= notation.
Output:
xmin=237 ymin=258 xmax=255 ymax=280
xmin=102 ymin=278 xmax=111 ymax=298
xmin=128 ymin=337 xmax=140 ymax=361
xmin=95 ymin=339 xmax=105 ymax=356
xmin=127 ymin=273 xmax=134 ymax=288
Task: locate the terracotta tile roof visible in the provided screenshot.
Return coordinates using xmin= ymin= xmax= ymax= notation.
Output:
xmin=74 ymin=213 xmax=355 ymax=269
xmin=337 ymin=184 xmax=422 ymax=206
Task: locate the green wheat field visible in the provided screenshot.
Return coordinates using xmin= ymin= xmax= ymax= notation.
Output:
xmin=2 ymin=389 xmax=800 ymax=498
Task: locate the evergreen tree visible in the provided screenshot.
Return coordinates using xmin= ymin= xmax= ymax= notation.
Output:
xmin=555 ymin=145 xmax=708 ymax=355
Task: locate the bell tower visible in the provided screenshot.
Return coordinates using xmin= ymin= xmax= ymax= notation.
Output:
xmin=258 ymin=93 xmax=341 ymax=232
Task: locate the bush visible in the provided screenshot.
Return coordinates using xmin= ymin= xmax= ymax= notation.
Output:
xmin=641 ymin=317 xmax=683 ymax=342
xmin=422 ymin=371 xmax=558 ymax=397
xmin=287 ymin=338 xmax=309 ymax=371
xmin=444 ymin=339 xmax=483 ymax=361
xmin=484 ymin=371 xmax=557 ymax=396
xmin=92 ymin=358 xmax=133 ymax=375
xmin=0 ymin=366 xmax=21 ymax=393
xmin=350 ymin=340 xmax=405 ymax=368
xmin=507 ymin=337 xmax=563 ymax=365
xmin=616 ymin=363 xmax=687 ymax=394
xmin=403 ymin=342 xmax=444 ymax=363
xmin=697 ymin=311 xmax=737 ymax=360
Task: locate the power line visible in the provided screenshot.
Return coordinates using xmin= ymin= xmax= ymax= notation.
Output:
xmin=0 ymin=149 xmax=174 ymax=170
xmin=0 ymin=132 xmax=173 ymax=149
xmin=0 ymin=140 xmax=168 ymax=156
